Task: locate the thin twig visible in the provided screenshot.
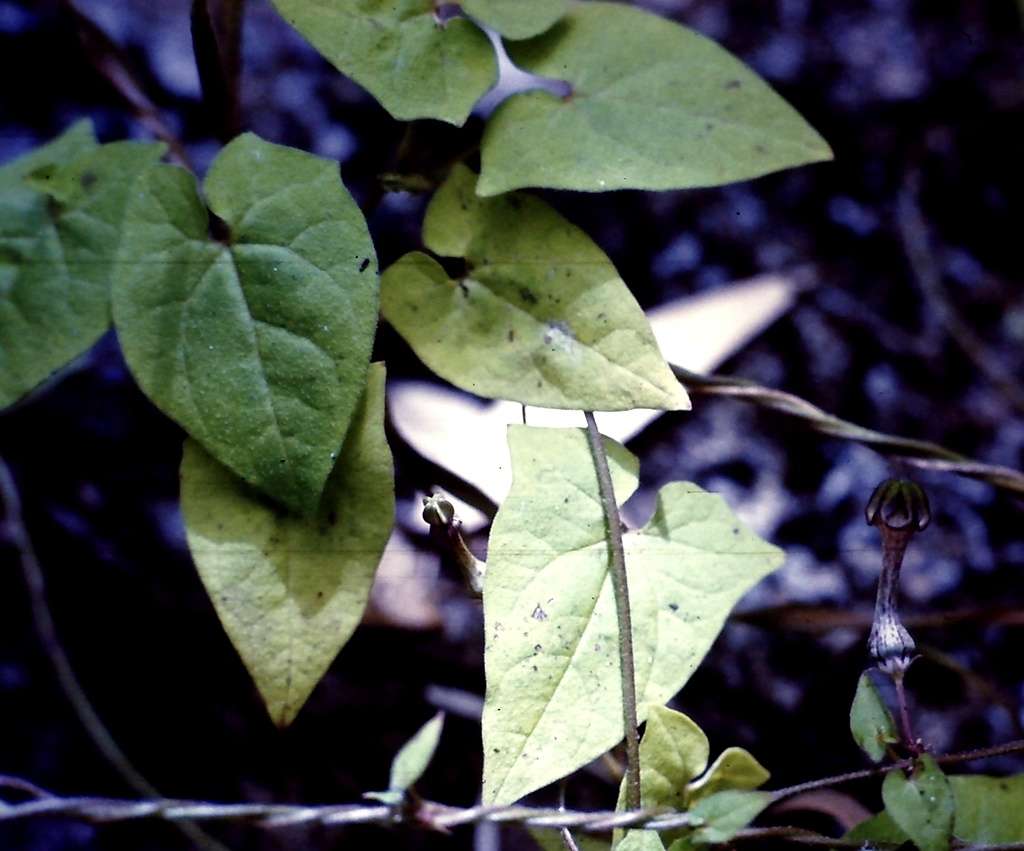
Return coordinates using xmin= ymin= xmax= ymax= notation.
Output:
xmin=191 ymin=0 xmax=245 ymax=141
xmin=732 ymin=603 xmax=1024 ymax=633
xmin=583 ymin=411 xmax=642 ymax=811
xmin=770 ymin=739 xmax=1024 ymax=801
xmin=59 ymin=0 xmax=193 ymax=169
xmin=0 ymin=458 xmax=232 ymax=851
xmin=898 ymin=172 xmax=1024 ymax=415
xmin=558 ymin=781 xmax=581 ymax=851
xmin=2 ymin=739 xmax=1022 ymax=837
xmin=673 ymin=366 xmax=1024 ymax=496
xmin=731 ymin=826 xmax=867 ymax=847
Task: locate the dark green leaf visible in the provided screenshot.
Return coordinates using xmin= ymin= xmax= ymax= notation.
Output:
xmin=114 ymin=133 xmax=379 ymax=515
xmin=1 ymin=123 xmax=163 ymax=408
xmin=881 ymin=755 xmax=954 ymax=851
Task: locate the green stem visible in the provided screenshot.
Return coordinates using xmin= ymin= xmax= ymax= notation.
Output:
xmin=582 ymin=411 xmax=641 ymax=811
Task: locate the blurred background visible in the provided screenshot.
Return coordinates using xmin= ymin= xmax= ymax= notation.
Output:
xmin=1 ymin=0 xmax=1022 ymax=848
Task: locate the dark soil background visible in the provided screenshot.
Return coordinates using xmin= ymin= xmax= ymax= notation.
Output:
xmin=1 ymin=1 xmax=1022 ymax=849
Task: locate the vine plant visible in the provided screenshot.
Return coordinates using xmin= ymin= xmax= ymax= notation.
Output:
xmin=1 ymin=1 xmax=1021 ymax=849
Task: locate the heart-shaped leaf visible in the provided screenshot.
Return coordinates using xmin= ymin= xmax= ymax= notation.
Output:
xmin=180 ymin=363 xmax=394 ymax=727
xmin=381 ymin=165 xmax=688 ymax=412
xmin=481 ymin=425 xmax=783 ymax=804
xmin=114 ymin=133 xmax=378 ymax=515
xmin=269 ymin=0 xmax=496 ymax=125
xmin=478 ymin=2 xmax=832 ymax=196
xmin=1 ymin=122 xmax=163 ymax=408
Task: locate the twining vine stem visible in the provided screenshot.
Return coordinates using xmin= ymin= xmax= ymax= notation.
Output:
xmin=0 ymin=458 xmax=231 ymax=851
xmin=2 ymin=738 xmax=1023 ymax=840
xmin=672 ymin=366 xmax=1024 ymax=497
xmin=583 ymin=410 xmax=642 ymax=811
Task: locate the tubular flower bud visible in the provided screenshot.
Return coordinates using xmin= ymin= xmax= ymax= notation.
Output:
xmin=865 ymin=479 xmax=930 ymax=675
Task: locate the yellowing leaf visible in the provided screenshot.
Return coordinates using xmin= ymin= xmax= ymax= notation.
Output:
xmin=479 ymin=2 xmax=831 ymax=195
xmin=180 ymin=363 xmax=394 ymax=727
xmin=114 ymin=133 xmax=378 ymax=515
xmin=381 ymin=165 xmax=688 ymax=412
xmin=481 ymin=426 xmax=783 ymax=804
xmin=269 ymin=0 xmax=496 ymax=125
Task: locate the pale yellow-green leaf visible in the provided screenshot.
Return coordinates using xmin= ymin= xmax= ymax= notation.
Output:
xmin=269 ymin=0 xmax=496 ymax=124
xmin=614 ymin=705 xmax=711 ymax=849
xmin=685 ymin=747 xmax=769 ymax=805
xmin=180 ymin=363 xmax=394 ymax=726
xmin=481 ymin=426 xmax=783 ymax=804
xmin=390 ymin=711 xmax=445 ymax=792
xmin=461 ymin=0 xmax=567 ymax=39
xmin=381 ymin=165 xmax=688 ymax=412
xmin=478 ymin=2 xmax=831 ymax=195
